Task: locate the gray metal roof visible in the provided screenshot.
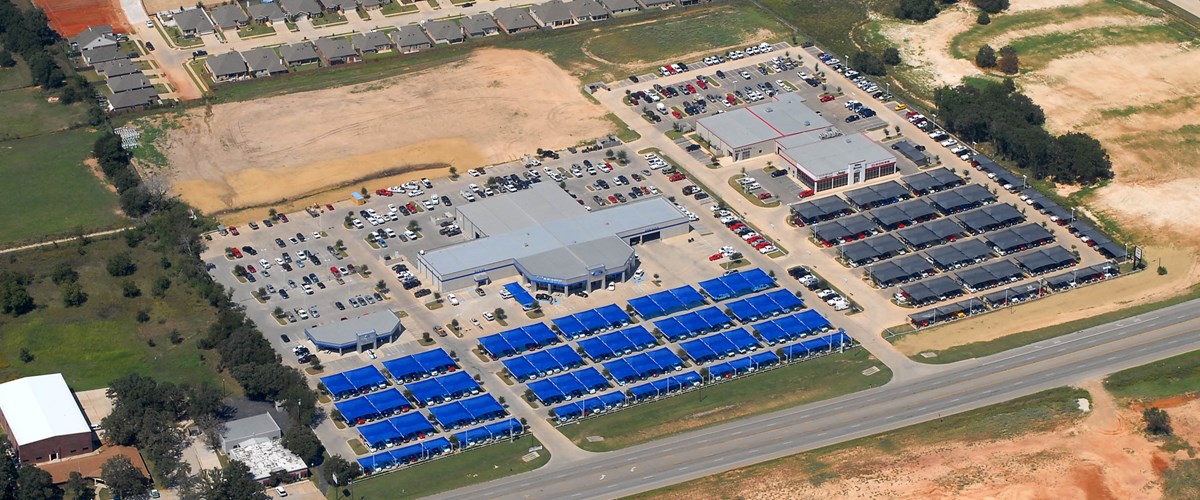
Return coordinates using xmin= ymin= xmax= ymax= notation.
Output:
xmin=279 ymin=42 xmax=319 ymax=63
xmin=896 ymin=218 xmax=966 ymax=248
xmin=210 ymin=4 xmax=248 ymax=30
xmin=247 ymin=2 xmax=286 ymax=21
xmin=532 ymin=0 xmax=574 ymax=24
xmin=599 ymin=0 xmax=641 ymax=11
xmin=352 ymin=31 xmax=393 ymax=52
xmin=95 ymin=58 xmax=138 ymax=77
xmin=494 ymin=7 xmax=539 ymax=30
xmin=790 ymin=195 xmax=854 ymax=224
xmin=391 ymin=25 xmax=431 ymax=47
xmin=222 ymin=413 xmax=280 ymax=447
xmin=460 ymin=13 xmax=498 ymax=36
xmin=844 ymin=180 xmax=911 ymax=209
xmin=305 ymin=310 xmax=401 ymax=347
xmin=107 ymin=72 xmax=152 ymax=93
xmin=902 ymin=167 xmax=961 ymax=194
xmin=781 ymin=133 xmax=895 ymax=180
xmin=923 ymin=239 xmax=993 ymax=269
xmin=842 ymin=233 xmax=906 ymax=264
xmin=207 ymin=51 xmax=247 ymax=78
xmin=1014 ymin=246 xmax=1075 ymax=273
xmin=243 ymin=47 xmax=286 ymax=75
xmin=173 ymin=8 xmax=215 ymax=33
xmin=320 ymin=0 xmax=358 ymax=11
xmin=424 ymin=19 xmax=463 ymax=42
xmin=642 ymin=0 xmax=675 ymax=5
xmin=107 ymin=87 xmax=159 ymax=110
xmin=314 ymin=37 xmax=357 ymax=59
xmin=892 ymin=140 xmax=928 ymax=165
xmin=700 ymin=94 xmax=830 ymax=148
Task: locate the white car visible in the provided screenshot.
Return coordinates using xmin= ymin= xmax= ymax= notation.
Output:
xmin=447 ymin=293 xmax=459 ymax=306
xmin=259 ymin=259 xmax=271 ymax=269
xmin=940 ymin=139 xmax=958 ymax=147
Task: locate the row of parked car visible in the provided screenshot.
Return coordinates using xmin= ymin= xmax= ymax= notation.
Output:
xmin=817 ymin=52 xmax=893 ymax=102
xmin=715 ymin=208 xmax=778 ymax=255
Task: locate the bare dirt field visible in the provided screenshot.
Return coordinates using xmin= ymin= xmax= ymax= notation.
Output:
xmin=654 ymin=381 xmax=1198 ymax=499
xmin=876 ymin=7 xmax=980 ymax=91
xmin=160 ymin=49 xmax=613 ymax=216
xmin=33 ymin=0 xmax=130 ymax=37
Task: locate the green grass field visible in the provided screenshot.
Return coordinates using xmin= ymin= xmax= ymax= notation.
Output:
xmin=1005 ymin=24 xmax=1189 ymax=71
xmin=558 ymin=349 xmax=890 ymax=451
xmin=331 ymin=435 xmax=549 ymax=499
xmin=0 ymin=236 xmax=230 ymax=390
xmin=634 ymin=386 xmax=1087 ymax=498
xmin=1104 ymin=349 xmax=1200 ymax=401
xmin=0 ymin=129 xmax=125 ymax=246
xmin=0 ymin=87 xmax=88 ymax=139
xmin=949 ymin=0 xmax=1138 ymax=58
xmin=759 ymin=0 xmax=896 ymax=60
xmin=0 ymin=53 xmax=31 ymax=91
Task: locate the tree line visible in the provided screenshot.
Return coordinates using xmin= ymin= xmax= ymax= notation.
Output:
xmin=94 ymin=131 xmax=162 ymax=217
xmin=934 ymin=81 xmax=1113 ymax=184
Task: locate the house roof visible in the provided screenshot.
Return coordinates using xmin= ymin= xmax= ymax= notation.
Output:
xmin=173 ymin=8 xmax=215 ymax=33
xmin=279 ymin=42 xmax=319 ymax=63
xmin=361 ymin=0 xmax=384 ymax=7
xmin=568 ymin=0 xmax=609 ymax=18
xmin=351 ymin=31 xmax=392 ymax=51
xmin=207 ymin=51 xmax=248 ymax=78
xmin=320 ymin=0 xmax=358 ymax=11
xmin=95 ymin=58 xmax=138 ymax=77
xmin=38 ymin=446 xmax=149 ymax=484
xmin=532 ymin=0 xmax=574 ymax=23
xmin=0 ymin=374 xmax=91 ymax=446
xmin=391 ymin=25 xmax=431 ymax=47
xmin=247 ymin=2 xmax=287 ymax=21
xmin=210 ymin=4 xmax=248 ymax=30
xmin=280 ymin=0 xmax=323 ymax=16
xmin=222 ymin=413 xmax=281 ymax=448
xmin=107 ymin=72 xmax=153 ymax=93
xmin=460 ymin=13 xmax=498 ymax=35
xmin=424 ymin=19 xmax=463 ymax=41
xmin=642 ymin=0 xmax=676 ymax=5
xmin=107 ymin=87 xmax=159 ymax=110
xmin=494 ymin=7 xmax=539 ymax=30
xmin=69 ymin=25 xmax=116 ymax=48
xmin=243 ymin=47 xmax=286 ymax=74
xmin=599 ymin=0 xmax=640 ymax=10
xmin=82 ymin=45 xmax=124 ymax=65
xmin=314 ymin=37 xmax=357 ymax=59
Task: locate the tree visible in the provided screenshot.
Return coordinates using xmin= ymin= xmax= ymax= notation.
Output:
xmin=616 ymin=150 xmax=628 ymax=163
xmin=282 ymin=425 xmax=325 ymax=465
xmin=152 ymin=276 xmax=171 ymax=297
xmin=51 ymin=262 xmax=78 ymax=284
xmin=106 ymin=252 xmax=137 ymax=276
xmin=448 ymin=166 xmax=459 ymax=178
xmin=16 ymin=465 xmax=57 ymax=500
xmin=0 ymin=440 xmax=16 ymax=499
xmin=136 ymin=309 xmax=150 ymax=322
xmin=0 ymin=51 xmax=14 ymax=68
xmin=896 ymin=0 xmax=939 ymax=21
xmin=122 ymin=280 xmax=141 ymax=298
xmin=882 ymin=47 xmax=902 ymax=66
xmin=975 ymin=44 xmax=997 ymax=68
xmin=998 ymin=45 xmax=1019 ymax=74
xmin=850 ymin=51 xmax=887 ymax=76
xmin=181 ymin=460 xmax=266 ymax=500
xmin=1 ymin=272 xmax=35 ymax=316
xmin=62 ymin=471 xmax=93 ymax=500
xmin=972 ymin=0 xmax=1010 ymax=13
xmin=322 ymin=455 xmax=361 ymax=486
xmin=18 ymin=348 xmax=33 ymax=363
xmin=62 ymin=281 xmax=88 ymax=307
xmin=977 ymin=10 xmax=991 ymax=24
xmin=493 ymin=307 xmax=507 ymax=321
xmin=1144 ymin=407 xmax=1172 ymax=435
xmin=101 ymin=455 xmax=149 ymax=499
xmin=407 ymin=220 xmax=420 ymax=232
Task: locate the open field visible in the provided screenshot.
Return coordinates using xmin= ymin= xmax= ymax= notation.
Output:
xmin=0 ymin=52 xmax=31 ymax=91
xmin=0 ymin=129 xmax=125 ymax=246
xmin=0 ymin=236 xmax=229 ymax=391
xmin=331 ymin=435 xmax=549 ymax=499
xmin=1105 ymin=348 xmax=1200 ymax=400
xmin=31 ymin=0 xmax=129 ymax=36
xmin=640 ymin=382 xmax=1200 ymax=499
xmin=558 ymin=349 xmax=890 ymax=451
xmin=157 ymin=49 xmax=613 ymax=215
xmin=0 ymin=87 xmax=89 ymax=139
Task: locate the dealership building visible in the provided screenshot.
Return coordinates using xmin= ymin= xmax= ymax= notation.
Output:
xmin=304 ymin=310 xmax=403 ymax=353
xmin=777 ymin=132 xmax=897 ymax=192
xmin=418 ymin=183 xmax=691 ymax=293
xmin=694 ymin=93 xmax=833 ymax=160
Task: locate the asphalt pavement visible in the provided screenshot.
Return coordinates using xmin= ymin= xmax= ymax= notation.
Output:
xmin=429 ymin=297 xmax=1200 ymax=499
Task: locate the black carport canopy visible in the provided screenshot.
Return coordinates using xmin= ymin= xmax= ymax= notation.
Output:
xmin=985 ymin=223 xmax=1055 ymax=253
xmin=867 ymin=199 xmax=938 ymax=229
xmin=893 ymin=141 xmax=928 ymax=165
xmin=908 ymin=297 xmax=987 ymax=325
xmin=983 ymin=282 xmax=1044 ymax=305
xmin=844 ymin=181 xmax=911 ymax=210
xmin=1046 ymin=263 xmax=1118 ymax=289
xmin=954 ymin=259 xmax=1024 ymax=289
xmin=869 ymin=254 xmax=936 ymax=286
xmin=1070 ymin=221 xmax=1127 ymax=259
xmin=954 ymin=203 xmax=1025 ymax=234
xmin=902 ymin=167 xmax=962 ymax=195
xmin=791 ymin=196 xmax=854 ymax=224
xmin=897 ymin=218 xmax=966 ymax=249
xmin=842 ymin=233 xmax=907 ymax=265
xmin=1014 ymin=246 xmax=1076 ymax=274
xmin=923 ymin=239 xmax=993 ymax=270
xmin=811 ymin=214 xmax=879 ymax=243
xmin=974 ymin=155 xmax=1002 ymax=174
xmin=900 ymin=275 xmax=963 ymax=304
xmin=927 ymin=184 xmax=996 ymax=214
xmin=1020 ymin=189 xmax=1072 ymax=222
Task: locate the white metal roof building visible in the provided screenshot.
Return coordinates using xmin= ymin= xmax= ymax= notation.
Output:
xmin=304 ymin=310 xmax=402 ymax=352
xmin=0 ymin=374 xmax=95 ymax=463
xmin=226 ymin=439 xmax=309 ymax=481
xmin=220 ymin=413 xmax=281 ymax=452
xmin=418 ymin=184 xmax=690 ymax=293
xmin=695 ymin=93 xmax=832 ymax=161
xmin=777 ymin=132 xmax=898 ymax=193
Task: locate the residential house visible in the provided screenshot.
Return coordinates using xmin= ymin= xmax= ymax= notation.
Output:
xmin=493 ymin=7 xmax=539 ymax=34
xmin=281 ymin=0 xmax=323 ymax=20
xmin=81 ymin=45 xmax=124 ymax=66
xmin=640 ymin=0 xmax=676 ymax=8
xmin=247 ymin=2 xmax=287 ymax=24
xmin=210 ymin=4 xmax=249 ymax=30
xmin=107 ymin=72 xmax=153 ymax=94
xmin=351 ymin=31 xmax=393 ymax=54
xmin=531 ymin=1 xmax=575 ymax=28
xmin=360 ymin=0 xmax=388 ymax=10
xmin=94 ymin=58 xmax=139 ymax=77
xmin=460 ymin=13 xmax=499 ymax=37
xmin=243 ymin=47 xmax=288 ymax=77
xmin=568 ymin=0 xmax=610 ymax=21
xmin=423 ymin=19 xmax=464 ymax=44
xmin=319 ymin=0 xmax=357 ymax=13
xmin=107 ymin=87 xmax=159 ymax=112
xmin=69 ymin=25 xmax=117 ymax=52
xmin=390 ymin=25 xmax=431 ymax=53
xmin=314 ymin=37 xmax=360 ymax=65
xmin=173 ymin=8 xmax=216 ymax=36
xmin=206 ymin=51 xmax=249 ymax=81
xmin=599 ymin=0 xmax=641 ymax=14
xmin=280 ymin=42 xmax=320 ymax=66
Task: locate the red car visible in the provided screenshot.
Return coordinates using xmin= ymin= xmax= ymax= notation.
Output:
xmin=755 ymin=241 xmax=773 ymax=250
xmin=375 ymin=189 xmax=393 ymax=196
xmin=708 ymin=253 xmax=723 ymax=261
xmin=230 ymin=247 xmax=243 ymax=258
xmin=726 ymin=94 xmax=736 ymax=105
xmin=671 ymin=110 xmax=683 ymax=119
xmin=758 ymin=192 xmax=773 ymax=200
xmin=685 ymin=84 xmax=696 ymax=94
xmin=326 ymin=204 xmax=335 ymax=211
xmin=798 ymin=189 xmax=815 ymax=198
xmin=820 ymin=95 xmax=835 ymax=103
xmin=747 ymin=236 xmax=765 ymax=245
xmin=406 ymin=202 xmax=418 ymax=212
xmin=330 ymin=266 xmax=341 ymax=277
xmin=246 ymin=264 xmax=257 ymax=273
xmin=696 ymin=78 xmax=708 ymax=89
xmin=668 ymin=173 xmax=686 ymax=182
xmin=608 ymin=195 xmax=619 ymax=204
xmin=229 ymin=226 xmax=239 ymax=236
xmin=278 ymin=214 xmax=289 ymax=223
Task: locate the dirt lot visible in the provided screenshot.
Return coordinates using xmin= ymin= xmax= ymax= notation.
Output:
xmin=654 ymin=381 xmax=1198 ymax=499
xmin=33 ymin=0 xmax=130 ymax=37
xmin=161 ymin=49 xmax=613 ymax=216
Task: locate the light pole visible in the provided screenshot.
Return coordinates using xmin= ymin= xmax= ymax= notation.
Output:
xmin=1022 ymin=175 xmax=1027 ymax=189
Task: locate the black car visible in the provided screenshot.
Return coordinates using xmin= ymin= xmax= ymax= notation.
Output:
xmin=335 ymin=301 xmax=346 ymax=310
xmin=275 ymin=238 xmax=286 ymax=248
xmin=145 ymin=41 xmax=155 ymax=51
xmin=280 ymin=334 xmax=291 ymax=343
xmin=629 ymin=75 xmax=639 ymax=83
xmin=414 ymin=289 xmax=432 ymax=298
xmin=374 ymin=292 xmax=383 ymax=302
xmin=845 ymin=115 xmax=860 ymax=123
xmin=310 ymin=254 xmax=321 ymax=265
xmin=715 ymin=70 xmax=726 ymax=79
xmin=442 ymin=195 xmax=452 ymax=206
xmin=279 ymin=289 xmax=289 ymax=299
xmin=296 ymin=232 xmax=306 ymax=242
xmin=263 ymin=219 xmax=273 ymax=227
xmin=771 ymin=169 xmax=788 ymax=177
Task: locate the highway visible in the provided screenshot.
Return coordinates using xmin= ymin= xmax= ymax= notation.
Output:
xmin=430 ymin=298 xmax=1200 ymax=499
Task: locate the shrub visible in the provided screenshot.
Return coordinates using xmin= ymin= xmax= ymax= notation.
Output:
xmin=896 ymin=0 xmax=939 ymax=21
xmin=107 ymin=252 xmax=137 ymax=277
xmin=972 ymin=0 xmax=1010 ymax=13
xmin=882 ymin=47 xmax=901 ymax=66
xmin=975 ymin=44 xmax=997 ymax=68
xmin=977 ymin=11 xmax=991 ymax=24
xmin=1144 ymin=407 xmax=1173 ymax=435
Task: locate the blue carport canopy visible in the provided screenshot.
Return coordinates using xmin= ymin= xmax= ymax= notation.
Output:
xmin=404 ymin=372 xmax=479 ymax=406
xmin=383 ymin=348 xmax=458 ymax=382
xmin=365 ymin=388 xmax=411 ymax=415
xmin=455 ymin=418 xmax=523 ymax=447
xmin=320 ymin=373 xmax=357 ymax=399
xmin=628 ymin=296 xmax=663 ymax=319
xmin=335 ymin=397 xmax=379 ymax=424
xmin=696 ymin=306 xmax=733 ymax=329
xmin=741 ymin=268 xmax=776 ymax=290
xmin=653 ymin=317 xmax=691 ymax=342
xmin=552 ymin=315 xmax=588 ymax=339
xmin=698 ymin=277 xmax=737 ymax=301
xmin=596 ymin=304 xmax=631 ymax=327
xmin=504 ymin=282 xmax=537 ymax=308
xmin=343 ymin=365 xmax=388 ymax=392
xmin=780 ymin=331 xmax=852 ymax=359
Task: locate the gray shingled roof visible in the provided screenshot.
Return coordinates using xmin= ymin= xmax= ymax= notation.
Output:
xmin=351 ymin=31 xmax=393 ymax=52
xmin=314 ymin=37 xmax=357 ymax=59
xmin=247 ymin=2 xmax=287 ymax=22
xmin=173 ymin=8 xmax=215 ymax=34
xmin=320 ymin=0 xmax=357 ymax=11
xmin=69 ymin=25 xmax=116 ymax=50
xmin=207 ymin=51 xmax=248 ymax=78
xmin=391 ymin=25 xmax=431 ymax=48
xmin=568 ymin=0 xmax=609 ymax=19
xmin=599 ymin=0 xmax=640 ymax=11
xmin=360 ymin=0 xmax=384 ymax=7
xmin=279 ymin=42 xmax=319 ymax=64
xmin=107 ymin=87 xmax=159 ymax=110
xmin=423 ymin=19 xmax=462 ymax=42
xmin=107 ymin=72 xmax=153 ymax=93
xmin=82 ymin=45 xmax=124 ymax=65
xmin=280 ymin=0 xmax=322 ymax=16
xmin=642 ymin=0 xmax=675 ymax=5
xmin=243 ymin=47 xmax=286 ymax=75
xmin=95 ymin=58 xmax=138 ymax=77
xmin=493 ymin=7 xmax=539 ymax=30
xmin=459 ymin=13 xmax=498 ymax=36
xmin=210 ymin=4 xmax=248 ymax=30
xmin=532 ymin=0 xmax=574 ymax=24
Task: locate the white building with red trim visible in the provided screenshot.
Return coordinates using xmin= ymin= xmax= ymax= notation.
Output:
xmin=694 ymin=93 xmax=831 ymax=161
